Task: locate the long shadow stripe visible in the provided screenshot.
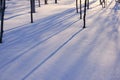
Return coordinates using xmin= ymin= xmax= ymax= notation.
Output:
xmin=3 ymin=9 xmax=76 ymax=46
xmin=5 ymin=8 xmax=75 ymax=33
xmin=22 ymin=28 xmax=84 ymax=80
xmin=1 ymin=10 xmax=77 ymax=50
xmin=0 ymin=20 xmax=79 ymax=69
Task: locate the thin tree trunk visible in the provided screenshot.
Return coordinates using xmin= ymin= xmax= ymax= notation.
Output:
xmin=38 ymin=0 xmax=40 ymax=7
xmin=31 ymin=0 xmax=35 ymax=13
xmin=45 ymin=0 xmax=47 ymax=4
xmin=30 ymin=0 xmax=33 ymax=23
xmin=87 ymin=0 xmax=89 ymax=9
xmin=102 ymin=0 xmax=106 ymax=8
xmin=100 ymin=0 xmax=102 ymax=5
xmin=0 ymin=0 xmax=6 ymax=43
xmin=83 ymin=0 xmax=87 ymax=28
xmin=55 ymin=0 xmax=57 ymax=4
xmin=80 ymin=0 xmax=82 ymax=19
xmin=76 ymin=0 xmax=78 ymax=13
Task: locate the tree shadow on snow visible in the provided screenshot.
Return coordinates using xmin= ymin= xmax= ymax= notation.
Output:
xmin=0 ymin=8 xmax=79 ymax=69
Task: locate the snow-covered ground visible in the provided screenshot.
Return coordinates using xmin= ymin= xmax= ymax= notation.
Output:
xmin=0 ymin=0 xmax=120 ymax=80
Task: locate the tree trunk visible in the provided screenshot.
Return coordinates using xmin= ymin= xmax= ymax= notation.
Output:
xmin=55 ymin=0 xmax=57 ymax=4
xmin=83 ymin=0 xmax=87 ymax=28
xmin=79 ymin=0 xmax=82 ymax=19
xmin=30 ymin=0 xmax=33 ymax=23
xmin=100 ymin=0 xmax=102 ymax=5
xmin=31 ymin=0 xmax=35 ymax=13
xmin=38 ymin=0 xmax=40 ymax=7
xmin=0 ymin=0 xmax=6 ymax=43
xmin=87 ymin=0 xmax=89 ymax=9
xmin=45 ymin=0 xmax=48 ymax=4
xmin=76 ymin=0 xmax=78 ymax=13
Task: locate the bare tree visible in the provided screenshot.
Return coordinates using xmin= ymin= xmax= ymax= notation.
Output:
xmin=0 ymin=0 xmax=6 ymax=43
xmin=30 ymin=0 xmax=34 ymax=23
xmin=83 ymin=0 xmax=87 ymax=28
xmin=87 ymin=0 xmax=89 ymax=9
xmin=38 ymin=0 xmax=40 ymax=7
xmin=55 ymin=0 xmax=57 ymax=4
xmin=79 ymin=0 xmax=82 ymax=19
xmin=31 ymin=0 xmax=35 ymax=13
xmin=76 ymin=0 xmax=78 ymax=13
xmin=45 ymin=0 xmax=48 ymax=4
xmin=100 ymin=0 xmax=102 ymax=4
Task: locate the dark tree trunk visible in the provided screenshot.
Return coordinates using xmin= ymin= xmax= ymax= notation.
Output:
xmin=0 ymin=0 xmax=2 ymax=7
xmin=30 ymin=0 xmax=33 ymax=23
xmin=45 ymin=0 xmax=48 ymax=4
xmin=38 ymin=0 xmax=40 ymax=7
xmin=83 ymin=0 xmax=87 ymax=28
xmin=76 ymin=0 xmax=78 ymax=13
xmin=31 ymin=0 xmax=35 ymax=13
xmin=100 ymin=0 xmax=102 ymax=5
xmin=102 ymin=0 xmax=106 ymax=8
xmin=0 ymin=0 xmax=6 ymax=43
xmin=79 ymin=0 xmax=82 ymax=19
xmin=55 ymin=0 xmax=57 ymax=4
xmin=87 ymin=0 xmax=89 ymax=9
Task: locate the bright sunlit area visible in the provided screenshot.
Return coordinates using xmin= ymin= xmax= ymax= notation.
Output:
xmin=0 ymin=0 xmax=120 ymax=80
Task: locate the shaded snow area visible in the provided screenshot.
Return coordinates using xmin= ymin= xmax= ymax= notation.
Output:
xmin=0 ymin=0 xmax=120 ymax=80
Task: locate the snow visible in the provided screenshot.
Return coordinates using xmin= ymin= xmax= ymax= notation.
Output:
xmin=0 ymin=0 xmax=120 ymax=80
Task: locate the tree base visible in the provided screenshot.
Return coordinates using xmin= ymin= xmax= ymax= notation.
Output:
xmin=0 ymin=40 xmax=2 ymax=43
xmin=83 ymin=26 xmax=86 ymax=29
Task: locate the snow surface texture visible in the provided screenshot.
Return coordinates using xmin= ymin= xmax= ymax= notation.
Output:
xmin=0 ymin=0 xmax=120 ymax=80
